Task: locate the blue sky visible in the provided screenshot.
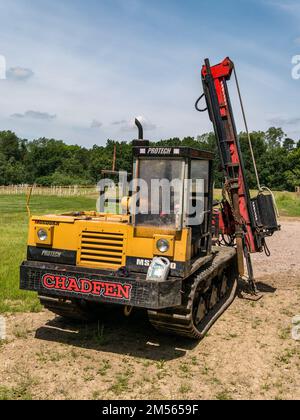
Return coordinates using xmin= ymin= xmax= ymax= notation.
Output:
xmin=0 ymin=0 xmax=299 ymax=146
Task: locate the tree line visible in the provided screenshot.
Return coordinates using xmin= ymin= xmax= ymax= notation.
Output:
xmin=0 ymin=127 xmax=299 ymax=191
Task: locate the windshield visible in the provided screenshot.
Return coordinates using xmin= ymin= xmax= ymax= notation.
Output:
xmin=134 ymin=159 xmax=184 ymax=229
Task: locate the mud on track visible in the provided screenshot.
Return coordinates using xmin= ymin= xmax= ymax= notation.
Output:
xmin=0 ymin=220 xmax=299 ymax=400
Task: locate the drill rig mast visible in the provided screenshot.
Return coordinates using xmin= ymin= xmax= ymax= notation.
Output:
xmin=198 ymin=57 xmax=280 ymax=292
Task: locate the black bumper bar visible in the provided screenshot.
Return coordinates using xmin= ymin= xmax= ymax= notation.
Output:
xmin=20 ymin=261 xmax=182 ymax=310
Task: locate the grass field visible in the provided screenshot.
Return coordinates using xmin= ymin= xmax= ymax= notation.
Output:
xmin=0 ymin=195 xmax=96 ymax=313
xmin=0 ymin=192 xmax=299 ymax=314
xmin=274 ymin=192 xmax=300 ymax=217
xmin=214 ymin=190 xmax=300 ymax=218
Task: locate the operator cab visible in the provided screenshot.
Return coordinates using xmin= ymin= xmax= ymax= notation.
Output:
xmin=132 ymin=144 xmax=214 ymax=258
xmin=98 ymin=119 xmax=214 ymax=260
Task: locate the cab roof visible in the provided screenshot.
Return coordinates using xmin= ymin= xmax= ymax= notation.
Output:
xmin=133 ymin=146 xmax=214 ymax=160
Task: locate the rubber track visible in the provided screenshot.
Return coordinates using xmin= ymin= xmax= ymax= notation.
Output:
xmin=148 ymin=248 xmax=238 ymax=340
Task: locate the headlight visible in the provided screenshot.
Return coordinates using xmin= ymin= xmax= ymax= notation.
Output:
xmin=157 ymin=239 xmax=170 ymax=253
xmin=37 ymin=229 xmax=48 ymax=242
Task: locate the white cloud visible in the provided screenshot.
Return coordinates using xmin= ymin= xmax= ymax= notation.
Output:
xmin=112 ymin=120 xmax=127 ymax=125
xmin=268 ymin=116 xmax=300 ymax=126
xmin=11 ymin=110 xmax=56 ymax=121
xmin=7 ymin=67 xmax=34 ymax=81
xmin=91 ymin=120 xmax=103 ymax=128
xmin=267 ymin=1 xmax=300 ymax=17
xmin=118 ymin=116 xmax=157 ymax=132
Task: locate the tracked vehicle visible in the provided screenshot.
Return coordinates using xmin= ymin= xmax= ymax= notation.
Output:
xmin=20 ymin=58 xmax=280 ymax=339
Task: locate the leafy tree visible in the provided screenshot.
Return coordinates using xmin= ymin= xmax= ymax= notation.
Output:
xmin=37 ymin=171 xmax=92 ymax=186
xmin=0 ymin=128 xmax=298 ymax=191
xmin=285 ymin=148 xmax=300 ymax=189
xmin=24 ymin=138 xmax=70 ymax=183
xmin=265 ymin=127 xmax=285 ymax=149
xmin=0 ymin=131 xmax=23 ymax=161
xmin=283 ymin=138 xmax=295 ymax=152
xmin=0 ymin=153 xmax=25 ymax=184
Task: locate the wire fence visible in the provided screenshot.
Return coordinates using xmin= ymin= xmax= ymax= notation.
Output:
xmin=0 ymin=185 xmax=98 ymax=196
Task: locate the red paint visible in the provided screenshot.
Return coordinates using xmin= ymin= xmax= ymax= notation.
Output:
xmin=54 ymin=275 xmax=67 ymax=290
xmin=43 ymin=274 xmax=55 ymax=289
xmin=42 ymin=274 xmax=132 ymax=301
xmin=202 ymin=58 xmax=257 ymax=253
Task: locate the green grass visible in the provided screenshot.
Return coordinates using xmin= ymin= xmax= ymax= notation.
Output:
xmin=274 ymin=192 xmax=300 ymax=217
xmin=0 ymin=375 xmax=37 ymax=400
xmin=0 ymin=385 xmax=32 ymax=400
xmin=179 ymin=384 xmax=191 ymax=395
xmin=215 ymin=190 xmax=300 ymax=218
xmin=215 ymin=390 xmax=233 ymax=401
xmin=97 ymin=360 xmax=112 ymax=377
xmin=0 ymin=194 xmax=96 ymax=314
xmin=108 ymin=370 xmax=132 ymax=395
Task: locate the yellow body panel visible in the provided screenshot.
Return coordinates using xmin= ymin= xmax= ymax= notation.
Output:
xmin=28 ymin=212 xmax=192 ymax=271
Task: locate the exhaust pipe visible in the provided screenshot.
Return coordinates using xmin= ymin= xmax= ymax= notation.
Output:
xmin=132 ymin=118 xmax=149 ymax=148
xmin=135 ymin=118 xmax=144 ymax=140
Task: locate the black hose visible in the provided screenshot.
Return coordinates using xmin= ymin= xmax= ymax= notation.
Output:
xmin=263 ymin=239 xmax=271 ymax=257
xmin=195 ymin=94 xmax=208 ymax=112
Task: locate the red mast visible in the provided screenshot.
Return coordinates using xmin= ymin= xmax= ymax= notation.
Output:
xmin=202 ymin=58 xmax=256 ymax=254
xmin=199 ymin=58 xmax=280 ymax=291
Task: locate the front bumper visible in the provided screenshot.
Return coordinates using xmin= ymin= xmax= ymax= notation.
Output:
xmin=20 ymin=261 xmax=182 ymax=310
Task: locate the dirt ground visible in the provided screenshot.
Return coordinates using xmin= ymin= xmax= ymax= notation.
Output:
xmin=0 ymin=219 xmax=299 ymax=400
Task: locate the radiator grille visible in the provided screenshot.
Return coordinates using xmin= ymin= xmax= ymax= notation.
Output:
xmin=79 ymin=231 xmax=125 ymax=268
